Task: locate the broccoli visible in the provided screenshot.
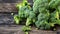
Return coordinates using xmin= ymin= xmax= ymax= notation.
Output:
xmin=22 ymin=26 xmax=31 ymax=32
xmin=33 ymin=0 xmax=50 ymax=29
xmin=14 ymin=15 xmax=20 ymax=24
xmin=26 ymin=11 xmax=36 ymax=26
xmin=33 ymin=0 xmax=49 ymax=13
xmin=33 ymin=0 xmax=60 ymax=30
xmin=50 ymin=11 xmax=59 ymax=22
xmin=26 ymin=17 xmax=32 ymax=26
xmin=35 ymin=13 xmax=50 ymax=29
xmin=14 ymin=0 xmax=60 ymax=30
xmin=14 ymin=0 xmax=32 ymax=24
xmin=49 ymin=0 xmax=60 ymax=8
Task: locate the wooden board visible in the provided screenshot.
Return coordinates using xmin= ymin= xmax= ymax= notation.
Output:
xmin=0 ymin=25 xmax=57 ymax=34
xmin=0 ymin=0 xmax=33 ymax=12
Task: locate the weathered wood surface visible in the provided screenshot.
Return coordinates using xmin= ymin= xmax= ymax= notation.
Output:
xmin=0 ymin=25 xmax=57 ymax=34
xmin=0 ymin=0 xmax=33 ymax=3
xmin=0 ymin=3 xmax=17 ymax=12
xmin=0 ymin=13 xmax=14 ymax=25
xmin=0 ymin=0 xmax=22 ymax=3
xmin=0 ymin=0 xmax=33 ymax=12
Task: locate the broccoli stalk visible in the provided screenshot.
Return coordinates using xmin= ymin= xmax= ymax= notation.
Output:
xmin=26 ymin=17 xmax=32 ymax=26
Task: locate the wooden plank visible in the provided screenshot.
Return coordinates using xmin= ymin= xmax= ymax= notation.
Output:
xmin=0 ymin=13 xmax=14 ymax=25
xmin=0 ymin=3 xmax=18 ymax=12
xmin=0 ymin=0 xmax=22 ymax=12
xmin=0 ymin=25 xmax=57 ymax=34
xmin=0 ymin=0 xmax=33 ymax=12
xmin=0 ymin=0 xmax=22 ymax=3
xmin=0 ymin=0 xmax=33 ymax=3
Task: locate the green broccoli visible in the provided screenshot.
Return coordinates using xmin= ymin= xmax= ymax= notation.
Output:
xmin=22 ymin=26 xmax=31 ymax=32
xmin=26 ymin=17 xmax=32 ymax=26
xmin=35 ymin=13 xmax=50 ymax=29
xmin=49 ymin=0 xmax=60 ymax=8
xmin=33 ymin=0 xmax=49 ymax=13
xmin=33 ymin=0 xmax=60 ymax=30
xmin=14 ymin=15 xmax=20 ymax=24
xmin=26 ymin=11 xmax=36 ymax=26
xmin=14 ymin=0 xmax=32 ymax=24
xmin=50 ymin=11 xmax=59 ymax=22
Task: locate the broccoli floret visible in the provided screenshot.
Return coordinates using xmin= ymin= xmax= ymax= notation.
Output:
xmin=50 ymin=11 xmax=59 ymax=22
xmin=26 ymin=11 xmax=36 ymax=26
xmin=49 ymin=0 xmax=60 ymax=8
xmin=33 ymin=0 xmax=49 ymax=13
xmin=14 ymin=15 xmax=20 ymax=24
xmin=22 ymin=26 xmax=31 ymax=32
